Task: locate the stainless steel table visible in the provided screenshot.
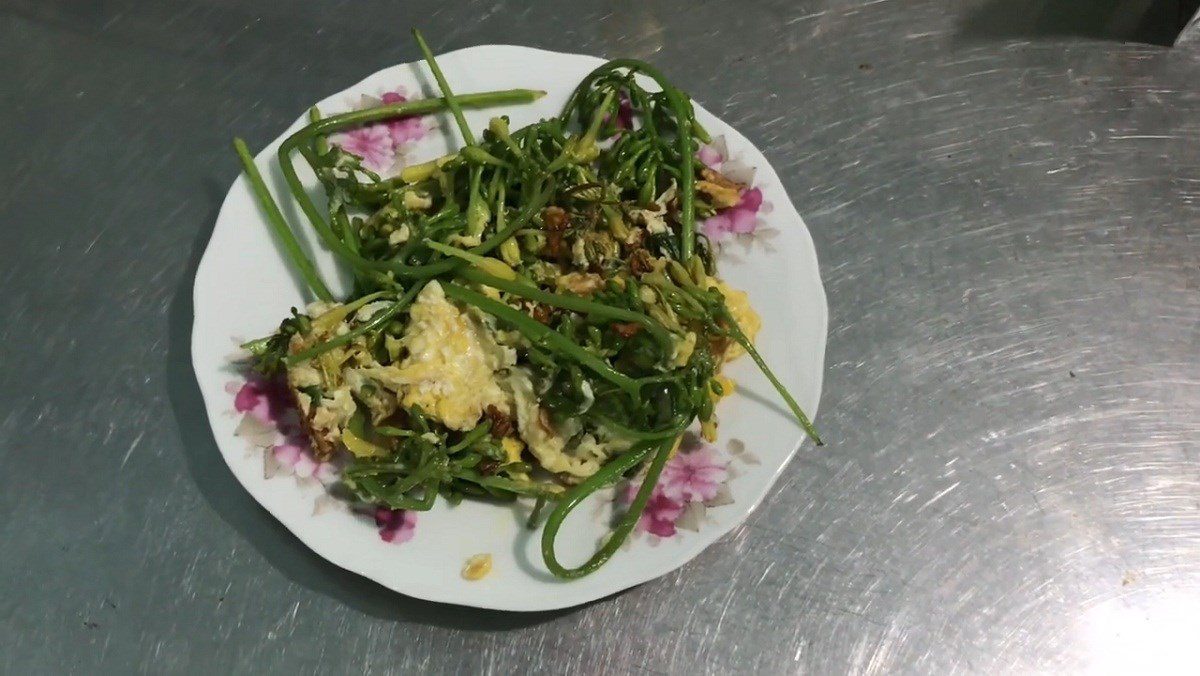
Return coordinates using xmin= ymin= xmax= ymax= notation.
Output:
xmin=3 ymin=1 xmax=1198 ymax=673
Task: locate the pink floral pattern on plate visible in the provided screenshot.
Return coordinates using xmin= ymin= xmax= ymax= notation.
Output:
xmin=374 ymin=507 xmax=418 ymax=544
xmin=226 ymin=363 xmax=753 ymax=548
xmin=698 ymin=136 xmax=778 ymax=250
xmin=330 ymin=87 xmax=432 ymax=173
xmin=226 ymin=367 xmax=416 ymax=544
xmin=616 ymin=435 xmax=746 ymax=539
xmin=335 ymin=124 xmax=395 ymax=173
xmin=227 ymin=371 xmax=338 ymax=483
xmin=228 ymin=369 xmax=754 ymax=547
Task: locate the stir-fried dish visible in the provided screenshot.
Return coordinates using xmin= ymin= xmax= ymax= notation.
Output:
xmin=233 ymin=30 xmax=820 ymax=579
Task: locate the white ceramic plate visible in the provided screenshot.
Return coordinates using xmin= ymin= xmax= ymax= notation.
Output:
xmin=193 ymin=45 xmax=826 ymax=611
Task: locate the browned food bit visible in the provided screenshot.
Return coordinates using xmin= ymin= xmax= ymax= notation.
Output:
xmin=701 ymin=166 xmax=744 ymax=190
xmin=542 ymin=205 xmax=569 ymax=230
xmin=545 ymin=232 xmax=566 ymax=261
xmin=697 ymin=167 xmax=745 ymax=209
xmin=620 ymin=227 xmax=645 ymax=254
xmin=628 ymin=248 xmax=654 ymax=276
xmin=537 ymin=407 xmax=555 ymax=435
xmin=483 ymin=404 xmax=515 ymax=439
xmin=708 ymin=334 xmax=731 ymax=361
xmin=290 ymin=389 xmax=336 ymax=461
xmin=665 ymin=197 xmax=681 ymax=224
xmin=530 ymin=303 xmax=553 ymax=325
xmin=541 ymin=206 xmax=570 ymax=262
xmin=610 ymin=322 xmax=642 ymax=338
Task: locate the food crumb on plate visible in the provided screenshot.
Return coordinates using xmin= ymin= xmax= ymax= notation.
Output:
xmin=462 ymin=553 xmax=493 ymax=581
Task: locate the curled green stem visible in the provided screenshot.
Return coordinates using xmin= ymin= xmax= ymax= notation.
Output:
xmin=559 ymin=59 xmax=699 ymax=258
xmin=541 ymin=436 xmax=676 ymax=578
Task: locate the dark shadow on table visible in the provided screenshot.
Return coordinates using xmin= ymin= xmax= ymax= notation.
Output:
xmin=164 ymin=175 xmax=588 ymax=630
xmin=955 ymin=0 xmax=1197 ymax=46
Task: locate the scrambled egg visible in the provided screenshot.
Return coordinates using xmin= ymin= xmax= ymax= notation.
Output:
xmin=285 ymin=275 xmax=756 ymax=474
xmin=671 ymin=331 xmax=697 ymax=367
xmin=363 ymin=282 xmax=514 ymax=431
xmin=709 ymin=279 xmax=761 ymax=361
xmin=506 ymin=368 xmax=593 ymax=476
xmin=500 ymin=437 xmax=525 ymax=464
xmin=506 ymin=368 xmax=629 ymax=478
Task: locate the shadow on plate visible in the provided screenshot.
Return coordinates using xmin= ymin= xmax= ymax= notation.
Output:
xmin=165 ymin=176 xmax=589 ymax=628
xmin=955 ymin=0 xmax=1196 ymax=46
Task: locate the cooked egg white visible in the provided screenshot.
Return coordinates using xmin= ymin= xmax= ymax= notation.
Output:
xmin=506 ymin=368 xmax=591 ymax=476
xmin=506 ymin=367 xmax=631 ymax=478
xmin=363 ymin=281 xmax=514 ymax=431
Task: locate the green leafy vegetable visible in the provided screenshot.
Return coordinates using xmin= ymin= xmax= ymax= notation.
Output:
xmin=232 ymin=29 xmax=820 ymax=580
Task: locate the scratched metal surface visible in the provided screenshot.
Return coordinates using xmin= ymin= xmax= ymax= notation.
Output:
xmin=2 ymin=0 xmax=1199 ymax=673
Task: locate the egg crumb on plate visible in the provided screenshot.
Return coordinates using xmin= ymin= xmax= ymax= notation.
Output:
xmin=462 ymin=553 xmax=493 ymax=581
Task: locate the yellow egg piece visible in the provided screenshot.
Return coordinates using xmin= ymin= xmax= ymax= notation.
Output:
xmin=461 ymin=553 xmax=493 ymax=581
xmin=709 ymin=279 xmax=761 ymax=361
xmin=500 ymin=437 xmax=525 ymax=464
xmin=361 ymin=282 xmax=513 ymax=431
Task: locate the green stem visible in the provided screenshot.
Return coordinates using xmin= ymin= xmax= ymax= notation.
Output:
xmin=546 ymin=89 xmax=615 ymax=174
xmin=489 ymin=116 xmax=526 ymax=160
xmin=308 ymin=107 xmax=330 ymax=155
xmin=354 ymin=475 xmax=439 ymax=511
xmin=457 ymin=268 xmax=675 ymax=351
xmin=412 ymin=28 xmax=476 ymax=146
xmin=560 ymin=59 xmax=699 ymax=259
xmin=450 ymin=470 xmax=563 ymax=499
xmin=280 ymin=119 xmax=551 ymax=280
xmin=445 ymin=423 xmax=491 ymax=454
xmin=232 ymin=138 xmax=333 ymax=301
xmin=285 ymin=283 xmax=424 ymax=364
xmin=297 ymin=89 xmax=541 ymax=145
xmin=540 ymin=436 xmax=676 ymax=578
xmin=592 ymin=414 xmax=689 ymax=441
xmin=465 ymin=166 xmax=488 ymax=236
xmin=441 ymin=282 xmax=641 ymax=395
xmin=582 ymin=89 xmax=617 ymax=145
xmin=722 ymin=311 xmax=822 ymax=446
xmin=527 ymin=496 xmax=548 ymax=529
